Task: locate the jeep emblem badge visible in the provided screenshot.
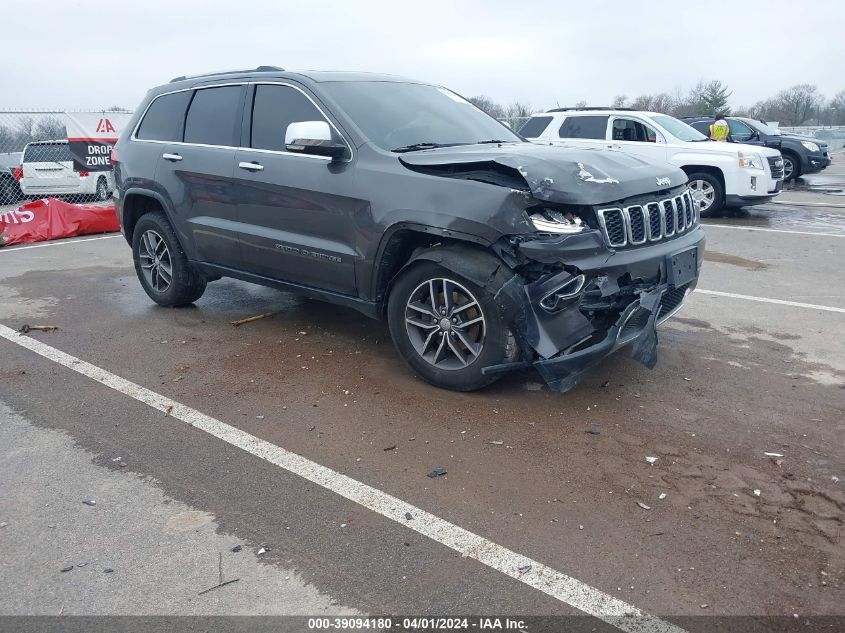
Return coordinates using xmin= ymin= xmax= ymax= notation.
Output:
xmin=656 ymin=177 xmax=671 ymax=187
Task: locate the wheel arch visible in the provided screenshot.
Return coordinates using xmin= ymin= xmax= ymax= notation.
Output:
xmin=680 ymin=164 xmax=726 ymax=191
xmin=121 ymin=189 xmax=175 ymax=246
xmin=374 ymin=226 xmax=511 ymax=318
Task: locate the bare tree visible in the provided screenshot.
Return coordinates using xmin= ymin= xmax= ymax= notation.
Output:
xmin=767 ymin=84 xmax=823 ymax=126
xmin=505 ymin=101 xmax=534 ymax=118
xmin=827 ymin=89 xmax=845 ymax=125
xmin=611 ymin=95 xmax=628 ymax=109
xmin=468 ymin=95 xmax=506 ymax=119
xmin=32 ymin=116 xmax=66 ymax=141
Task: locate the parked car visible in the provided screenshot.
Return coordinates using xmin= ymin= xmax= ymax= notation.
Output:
xmin=19 ymin=140 xmax=114 ymax=201
xmin=0 ymin=166 xmax=23 ymax=205
xmin=681 ymin=115 xmax=831 ymax=181
xmin=114 ymin=67 xmax=704 ymax=393
xmin=520 ymin=108 xmax=784 ymax=217
xmin=0 ymin=152 xmax=23 ymax=205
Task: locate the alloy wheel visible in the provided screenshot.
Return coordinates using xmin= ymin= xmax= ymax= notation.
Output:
xmin=782 ymin=156 xmax=795 ymax=180
xmin=404 ymin=277 xmax=486 ymax=370
xmin=138 ymin=230 xmax=173 ymax=293
xmin=689 ymin=179 xmax=715 ymax=214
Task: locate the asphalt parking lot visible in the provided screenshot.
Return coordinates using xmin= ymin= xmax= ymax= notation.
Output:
xmin=1 ymin=167 xmax=843 ymax=632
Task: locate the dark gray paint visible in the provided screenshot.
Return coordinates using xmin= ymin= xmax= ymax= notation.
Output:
xmin=113 ymin=69 xmax=705 ymax=391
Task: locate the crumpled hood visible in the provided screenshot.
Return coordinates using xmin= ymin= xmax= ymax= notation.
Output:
xmin=398 ymin=142 xmax=686 ymax=205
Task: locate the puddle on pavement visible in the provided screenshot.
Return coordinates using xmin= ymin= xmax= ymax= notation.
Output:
xmin=702 ymin=204 xmax=845 ymax=233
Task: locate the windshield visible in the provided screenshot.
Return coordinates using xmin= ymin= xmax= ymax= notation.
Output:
xmin=651 ymin=115 xmax=708 ymax=142
xmin=740 ymin=117 xmax=781 ymax=136
xmin=321 ymin=81 xmax=522 ymax=151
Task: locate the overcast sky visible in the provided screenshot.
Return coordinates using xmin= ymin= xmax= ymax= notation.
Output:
xmin=5 ymin=0 xmax=843 ymax=112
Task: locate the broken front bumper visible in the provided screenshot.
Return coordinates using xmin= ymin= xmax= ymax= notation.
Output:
xmin=489 ymin=225 xmax=705 ymax=392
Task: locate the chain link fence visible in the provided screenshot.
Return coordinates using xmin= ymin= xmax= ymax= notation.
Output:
xmin=777 ymin=126 xmax=845 ymax=154
xmin=0 ymin=110 xmax=126 ymax=211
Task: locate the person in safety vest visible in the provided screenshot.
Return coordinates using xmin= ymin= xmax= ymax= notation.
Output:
xmin=709 ymin=114 xmax=730 ymax=142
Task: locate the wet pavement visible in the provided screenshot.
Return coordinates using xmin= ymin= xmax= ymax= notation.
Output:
xmin=0 ymin=179 xmax=843 ymax=630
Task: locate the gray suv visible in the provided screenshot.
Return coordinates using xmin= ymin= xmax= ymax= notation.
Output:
xmin=114 ymin=66 xmax=705 ymax=393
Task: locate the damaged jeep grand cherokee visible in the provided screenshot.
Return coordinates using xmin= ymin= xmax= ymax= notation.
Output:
xmin=114 ymin=67 xmax=705 ymax=393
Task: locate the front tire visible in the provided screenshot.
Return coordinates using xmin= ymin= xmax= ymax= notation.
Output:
xmin=387 ymin=261 xmax=517 ymax=391
xmin=781 ymin=153 xmax=800 ymax=182
xmin=132 ymin=212 xmax=207 ymax=306
xmin=687 ymin=172 xmax=724 ymax=218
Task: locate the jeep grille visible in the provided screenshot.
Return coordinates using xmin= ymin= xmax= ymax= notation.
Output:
xmin=597 ymin=189 xmax=697 ymax=248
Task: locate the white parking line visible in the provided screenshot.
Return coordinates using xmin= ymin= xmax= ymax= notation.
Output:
xmin=0 ymin=322 xmax=686 ymax=633
xmin=702 ymin=224 xmax=845 ymax=238
xmin=0 ymin=234 xmax=121 ymax=253
xmin=696 ymin=289 xmax=845 ymax=314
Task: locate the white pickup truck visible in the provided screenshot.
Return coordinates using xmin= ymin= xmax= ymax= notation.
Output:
xmin=519 ymin=109 xmax=784 ymax=217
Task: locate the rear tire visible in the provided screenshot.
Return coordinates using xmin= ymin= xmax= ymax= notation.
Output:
xmin=387 ymin=260 xmax=517 ymax=391
xmin=132 ymin=212 xmax=207 ymax=306
xmin=687 ymin=172 xmax=724 ymax=218
xmin=95 ymin=176 xmax=109 ymax=201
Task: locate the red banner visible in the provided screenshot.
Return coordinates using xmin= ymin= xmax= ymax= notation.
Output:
xmin=0 ymin=198 xmax=120 ymax=247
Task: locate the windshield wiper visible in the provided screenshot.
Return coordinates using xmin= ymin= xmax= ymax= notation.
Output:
xmin=391 ymin=142 xmax=446 ymax=153
xmin=474 ymin=139 xmax=510 ymax=144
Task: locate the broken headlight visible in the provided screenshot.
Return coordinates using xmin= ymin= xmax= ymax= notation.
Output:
xmin=528 ymin=208 xmax=587 ymax=234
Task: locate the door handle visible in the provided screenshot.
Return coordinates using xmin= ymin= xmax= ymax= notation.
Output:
xmin=162 ymin=153 xmax=182 ymax=162
xmin=238 ymin=161 xmax=264 ymax=172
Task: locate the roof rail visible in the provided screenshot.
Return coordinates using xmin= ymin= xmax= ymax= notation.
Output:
xmin=169 ymin=66 xmax=285 ymax=83
xmin=546 ymin=106 xmax=635 ymax=112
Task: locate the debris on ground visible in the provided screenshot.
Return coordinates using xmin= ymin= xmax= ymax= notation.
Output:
xmin=230 ymin=312 xmax=275 ymax=327
xmin=587 ymin=422 xmax=601 ymax=435
xmin=700 ymin=604 xmax=709 ymax=609
xmin=658 ymin=493 xmax=667 ymax=500
xmin=82 ymin=499 xmax=96 ymax=507
xmin=383 ymin=444 xmax=397 ymax=451
xmin=257 ymin=547 xmax=267 ymax=555
xmin=427 ymin=467 xmax=447 ymax=478
xmin=600 ymin=380 xmax=610 ymax=388
xmin=0 ymin=522 xmax=7 ymax=528
xmin=231 ymin=545 xmax=242 ymax=553
xmin=764 ymin=452 xmax=784 ymax=457
xmin=77 ymin=562 xmax=87 ymax=567
xmin=19 ymin=324 xmax=59 ymax=334
xmin=753 ymin=489 xmax=762 ymax=497
xmin=637 ymin=502 xmax=652 ymax=510
xmin=405 ymin=512 xmax=413 ymax=520
xmin=488 ymin=440 xmax=504 ymax=445
xmin=60 ymin=566 xmax=73 ymax=572
xmin=103 ymin=568 xmax=114 ymax=573
xmin=198 ymin=578 xmax=240 ymax=595
xmin=164 ymin=405 xmax=173 ymax=416
xmin=517 ymin=564 xmax=532 ymax=574
xmin=645 ymin=456 xmax=658 ymax=464
xmin=683 ymin=377 xmax=692 ymax=381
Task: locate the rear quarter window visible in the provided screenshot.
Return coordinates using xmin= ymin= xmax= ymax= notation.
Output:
xmin=136 ymin=91 xmax=191 ymax=142
xmin=558 ymin=115 xmax=609 ymax=140
xmin=519 ymin=116 xmax=552 ymax=138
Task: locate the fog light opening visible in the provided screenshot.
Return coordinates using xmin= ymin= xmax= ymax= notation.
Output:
xmin=540 ymin=274 xmax=586 ymax=312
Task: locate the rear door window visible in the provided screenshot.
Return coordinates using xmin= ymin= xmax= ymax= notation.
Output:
xmin=250 ymin=84 xmax=329 ymax=152
xmin=519 ymin=116 xmax=552 ymax=138
xmin=558 ymin=115 xmax=608 ymax=139
xmin=135 ymin=91 xmax=191 ymax=142
xmin=184 ymin=86 xmax=243 ymax=147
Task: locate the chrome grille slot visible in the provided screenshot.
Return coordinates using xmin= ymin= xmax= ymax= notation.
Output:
xmin=662 ymin=200 xmax=675 ymax=236
xmin=625 ymin=205 xmax=647 ymax=244
xmin=647 ymin=203 xmax=662 ymax=240
xmin=597 ymin=208 xmax=626 ymax=247
xmin=674 ymin=196 xmax=685 ymax=232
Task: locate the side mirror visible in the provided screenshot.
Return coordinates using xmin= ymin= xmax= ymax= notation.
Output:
xmin=285 ymin=121 xmax=348 ymax=160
